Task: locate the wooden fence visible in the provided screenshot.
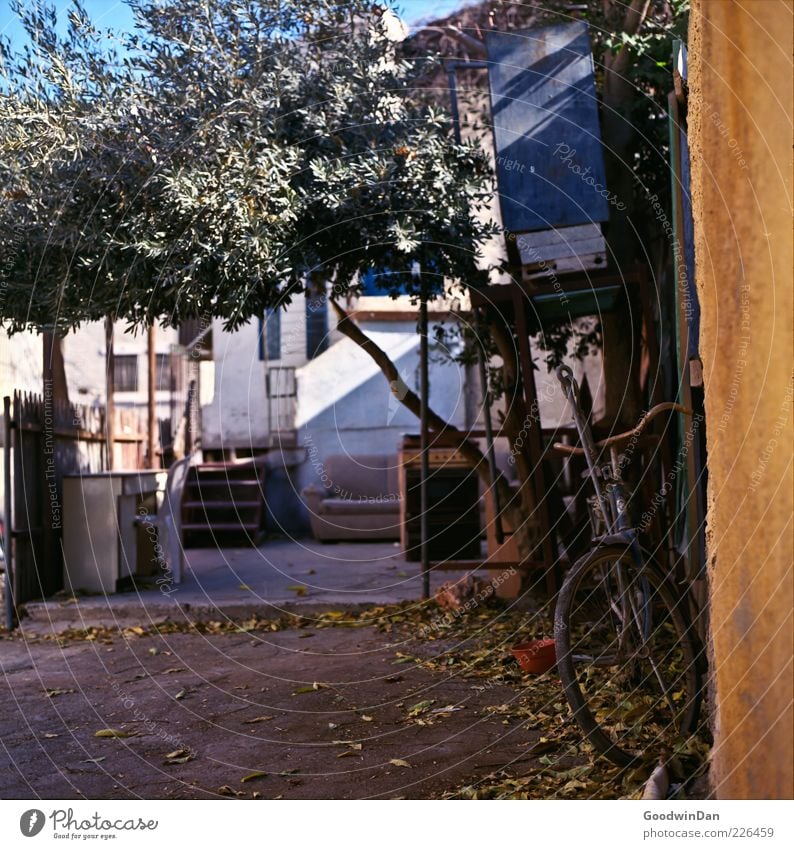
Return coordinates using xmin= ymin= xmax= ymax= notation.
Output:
xmin=2 ymin=390 xmax=145 ymax=614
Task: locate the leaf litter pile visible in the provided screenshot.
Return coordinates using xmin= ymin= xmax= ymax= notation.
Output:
xmin=5 ymin=598 xmax=710 ymax=799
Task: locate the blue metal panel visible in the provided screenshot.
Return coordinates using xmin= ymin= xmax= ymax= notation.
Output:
xmin=360 ymin=267 xmax=443 ymax=297
xmin=486 ymin=22 xmax=609 ymax=232
xmin=305 ymin=295 xmax=328 ymax=360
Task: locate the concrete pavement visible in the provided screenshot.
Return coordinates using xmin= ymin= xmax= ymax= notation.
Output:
xmin=20 ymin=540 xmax=472 ymax=633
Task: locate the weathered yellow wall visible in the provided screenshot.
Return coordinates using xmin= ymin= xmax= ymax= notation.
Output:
xmin=688 ymin=0 xmax=793 ymax=799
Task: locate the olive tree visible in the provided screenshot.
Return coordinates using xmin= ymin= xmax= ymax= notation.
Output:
xmin=2 ymin=1 xmax=542 ymax=552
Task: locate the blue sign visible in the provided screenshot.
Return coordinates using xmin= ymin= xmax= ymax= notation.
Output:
xmin=486 ymin=22 xmax=610 ymax=233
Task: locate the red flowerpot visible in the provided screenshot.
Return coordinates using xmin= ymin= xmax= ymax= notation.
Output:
xmin=512 ymin=638 xmax=556 ymax=674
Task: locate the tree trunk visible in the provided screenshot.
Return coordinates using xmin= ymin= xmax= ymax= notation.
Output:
xmin=42 ymin=331 xmax=69 ymax=407
xmin=599 ymin=0 xmax=653 ymax=426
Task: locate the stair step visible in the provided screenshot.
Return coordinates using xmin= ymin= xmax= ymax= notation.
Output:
xmin=182 ymin=522 xmax=259 ymax=533
xmin=191 ymin=466 xmax=262 ymax=476
xmin=185 ymin=479 xmax=261 ymax=488
xmin=183 ymin=500 xmax=261 ymax=509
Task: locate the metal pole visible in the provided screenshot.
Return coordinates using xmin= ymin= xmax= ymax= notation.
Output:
xmin=105 ymin=316 xmax=114 ymax=470
xmin=147 ymin=324 xmax=157 ymax=469
xmin=419 ymin=288 xmax=430 ymax=600
xmin=4 ymin=395 xmax=15 ymax=630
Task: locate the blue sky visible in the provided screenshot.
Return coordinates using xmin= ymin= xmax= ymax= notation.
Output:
xmin=0 ymin=1 xmax=467 ymax=45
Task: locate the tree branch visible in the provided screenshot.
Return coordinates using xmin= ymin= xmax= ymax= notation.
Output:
xmin=603 ymin=0 xmax=652 ymax=106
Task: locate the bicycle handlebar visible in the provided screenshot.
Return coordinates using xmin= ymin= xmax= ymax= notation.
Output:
xmin=552 ymin=402 xmax=693 ymax=457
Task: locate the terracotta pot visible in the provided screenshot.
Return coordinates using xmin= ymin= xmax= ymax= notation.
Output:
xmin=512 ymin=638 xmax=556 ymax=674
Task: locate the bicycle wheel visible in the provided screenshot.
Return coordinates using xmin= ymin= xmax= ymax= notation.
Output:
xmin=554 ymin=544 xmax=703 ymax=767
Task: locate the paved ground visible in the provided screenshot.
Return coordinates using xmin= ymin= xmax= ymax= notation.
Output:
xmin=0 ymin=615 xmax=548 ymax=800
xmin=4 ymin=542 xmax=573 ymax=800
xmin=20 ymin=541 xmax=472 ymax=634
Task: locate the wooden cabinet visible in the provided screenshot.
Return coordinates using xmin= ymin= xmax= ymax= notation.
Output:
xmin=399 ymin=435 xmax=482 ymax=562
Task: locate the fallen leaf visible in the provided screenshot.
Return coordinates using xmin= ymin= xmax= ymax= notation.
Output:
xmin=298 ymin=633 xmax=315 ymax=639
xmin=81 ymin=757 xmax=106 ymax=764
xmin=44 ymin=688 xmax=75 ymax=698
xmin=332 ymin=741 xmax=362 ymax=750
xmin=94 ymin=729 xmax=136 ymax=738
xmin=407 ymin=699 xmax=435 ymax=717
xmin=337 ymin=749 xmax=358 ymax=758
xmin=161 ymin=668 xmax=184 ymax=674
xmin=243 ymin=716 xmax=274 ymax=725
xmin=293 ymin=682 xmax=327 ymax=695
xmin=175 ymin=688 xmax=188 ymax=700
xmin=239 ymin=584 xmax=252 ymax=591
xmin=287 ymin=584 xmax=307 ymax=596
xmin=164 ymin=748 xmax=194 ymax=765
xmin=360 ymin=714 xmax=374 ymax=722
xmin=218 ymin=785 xmax=235 ymax=796
xmin=42 ymin=733 xmax=60 ymax=739
xmin=389 ymin=758 xmax=411 ymax=768
xmin=431 ymin=704 xmax=464 ymax=714
xmin=241 ymin=771 xmax=268 ymax=783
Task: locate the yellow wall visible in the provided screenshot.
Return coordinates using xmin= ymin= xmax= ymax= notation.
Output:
xmin=688 ymin=0 xmax=793 ymax=799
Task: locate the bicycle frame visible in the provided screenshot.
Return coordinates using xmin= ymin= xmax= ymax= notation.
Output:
xmin=556 ymin=365 xmax=632 ymax=536
xmin=556 ymin=365 xmax=652 ymax=639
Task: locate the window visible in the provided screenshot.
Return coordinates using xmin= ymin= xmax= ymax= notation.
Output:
xmin=155 ymin=353 xmax=175 ymax=392
xmin=113 ymin=355 xmax=138 ymax=392
xmin=259 ymin=309 xmax=281 ymax=361
xmin=266 ymin=366 xmax=297 ymax=398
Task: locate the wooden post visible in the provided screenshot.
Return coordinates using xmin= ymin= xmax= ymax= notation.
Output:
xmin=3 ymin=395 xmax=14 ymax=630
xmin=105 ymin=316 xmax=115 ymax=471
xmin=147 ymin=324 xmax=157 ymax=469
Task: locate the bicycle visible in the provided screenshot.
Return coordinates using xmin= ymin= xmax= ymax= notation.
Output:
xmin=552 ymin=365 xmax=704 ymax=767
